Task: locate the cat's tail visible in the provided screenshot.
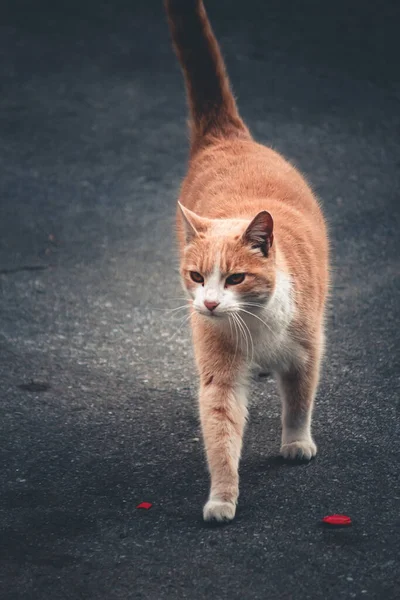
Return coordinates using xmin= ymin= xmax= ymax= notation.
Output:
xmin=164 ymin=0 xmax=250 ymax=149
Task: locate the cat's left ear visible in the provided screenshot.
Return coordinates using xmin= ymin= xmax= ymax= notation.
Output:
xmin=243 ymin=211 xmax=274 ymax=256
xmin=178 ymin=202 xmax=211 ymax=244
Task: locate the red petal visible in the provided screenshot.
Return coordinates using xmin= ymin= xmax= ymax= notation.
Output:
xmin=322 ymin=514 xmax=352 ymax=526
xmin=136 ymin=502 xmax=153 ymax=510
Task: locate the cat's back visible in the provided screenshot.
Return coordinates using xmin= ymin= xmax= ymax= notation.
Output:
xmin=181 ymin=138 xmax=324 ymax=228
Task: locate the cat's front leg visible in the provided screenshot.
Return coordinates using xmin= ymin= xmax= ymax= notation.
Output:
xmin=191 ymin=315 xmax=248 ymax=522
xmin=277 ymin=347 xmax=321 ymax=461
xmin=199 ymin=374 xmax=248 ymax=522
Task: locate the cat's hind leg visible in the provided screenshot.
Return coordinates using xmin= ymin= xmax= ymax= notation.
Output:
xmin=277 ymin=341 xmax=322 ymax=460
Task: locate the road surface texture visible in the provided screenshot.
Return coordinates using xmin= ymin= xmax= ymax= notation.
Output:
xmin=1 ymin=1 xmax=399 ymax=598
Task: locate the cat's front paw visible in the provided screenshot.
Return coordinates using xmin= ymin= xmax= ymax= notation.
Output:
xmin=203 ymin=499 xmax=236 ymax=522
xmin=280 ymin=438 xmax=317 ymax=461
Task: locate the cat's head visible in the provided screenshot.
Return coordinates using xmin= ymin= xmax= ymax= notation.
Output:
xmin=179 ymin=203 xmax=276 ymax=318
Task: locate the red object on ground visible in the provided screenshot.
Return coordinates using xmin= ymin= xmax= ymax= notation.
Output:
xmin=136 ymin=502 xmax=153 ymax=510
xmin=322 ymin=514 xmax=352 ymax=526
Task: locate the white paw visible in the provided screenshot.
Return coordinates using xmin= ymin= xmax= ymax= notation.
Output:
xmin=203 ymin=499 xmax=236 ymax=522
xmin=280 ymin=439 xmax=317 ymax=461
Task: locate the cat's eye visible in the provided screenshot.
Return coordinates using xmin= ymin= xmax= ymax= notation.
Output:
xmin=190 ymin=271 xmax=204 ymax=284
xmin=226 ymin=273 xmax=245 ymax=286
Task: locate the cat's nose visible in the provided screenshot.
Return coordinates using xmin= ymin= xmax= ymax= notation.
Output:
xmin=204 ymin=300 xmax=220 ymax=312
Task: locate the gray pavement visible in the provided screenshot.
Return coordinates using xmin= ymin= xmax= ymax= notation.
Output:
xmin=0 ymin=1 xmax=399 ymax=598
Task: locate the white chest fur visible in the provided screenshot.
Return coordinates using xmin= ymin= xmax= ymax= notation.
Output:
xmin=240 ymin=271 xmax=304 ymax=373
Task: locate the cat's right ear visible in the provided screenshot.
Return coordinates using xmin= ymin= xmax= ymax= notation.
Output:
xmin=243 ymin=211 xmax=274 ymax=256
xmin=178 ymin=202 xmax=210 ymax=244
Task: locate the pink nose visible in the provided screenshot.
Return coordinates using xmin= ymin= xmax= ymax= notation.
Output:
xmin=204 ymin=300 xmax=220 ymax=312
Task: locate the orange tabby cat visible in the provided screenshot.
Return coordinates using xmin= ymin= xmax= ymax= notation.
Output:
xmin=165 ymin=0 xmax=329 ymax=521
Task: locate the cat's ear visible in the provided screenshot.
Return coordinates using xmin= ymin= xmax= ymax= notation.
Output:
xmin=178 ymin=202 xmax=210 ymax=244
xmin=243 ymin=211 xmax=274 ymax=256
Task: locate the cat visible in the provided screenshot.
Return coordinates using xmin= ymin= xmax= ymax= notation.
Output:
xmin=165 ymin=0 xmax=329 ymax=522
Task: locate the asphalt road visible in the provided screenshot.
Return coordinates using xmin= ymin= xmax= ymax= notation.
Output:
xmin=1 ymin=1 xmax=399 ymax=598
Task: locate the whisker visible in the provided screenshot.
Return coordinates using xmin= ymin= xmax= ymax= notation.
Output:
xmin=164 ymin=297 xmax=193 ymax=302
xmin=237 ymin=307 xmax=274 ymax=334
xmin=236 ymin=312 xmax=254 ymax=365
xmin=236 ymin=315 xmax=253 ymax=360
xmin=238 ymin=301 xmax=267 ymax=309
xmin=228 ymin=313 xmax=233 ymax=339
xmin=166 ymin=312 xmax=192 ymax=343
xmin=230 ymin=314 xmax=240 ymax=367
xmin=234 ymin=312 xmax=249 ymax=363
xmin=154 ymin=304 xmax=192 ymax=313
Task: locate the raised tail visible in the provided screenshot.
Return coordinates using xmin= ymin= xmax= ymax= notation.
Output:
xmin=164 ymin=0 xmax=250 ymax=148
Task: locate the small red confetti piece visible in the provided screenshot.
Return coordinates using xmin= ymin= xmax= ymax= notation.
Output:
xmin=322 ymin=514 xmax=352 ymax=526
xmin=136 ymin=502 xmax=152 ymax=510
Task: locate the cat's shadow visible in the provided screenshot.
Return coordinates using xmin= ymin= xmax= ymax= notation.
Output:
xmin=200 ymin=455 xmax=316 ymax=528
xmin=262 ymin=454 xmax=316 ymax=469
xmin=241 ymin=452 xmax=317 ymax=487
